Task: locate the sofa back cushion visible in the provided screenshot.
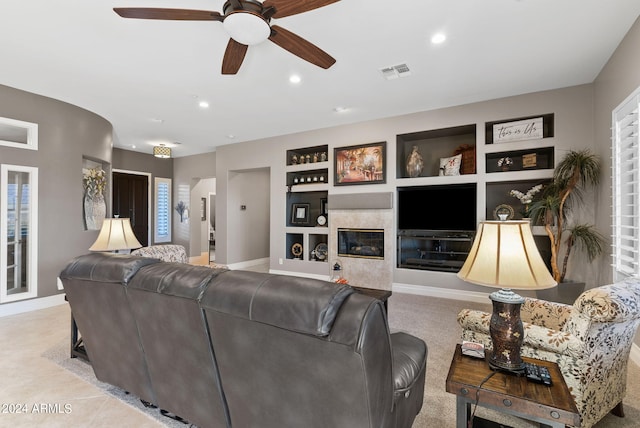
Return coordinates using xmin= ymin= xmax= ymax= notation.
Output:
xmin=59 ymin=253 xmax=161 ymax=404
xmin=126 ymin=262 xmax=230 ymax=428
xmin=200 ymin=271 xmax=394 ymax=428
xmin=201 ymin=270 xmax=353 ymax=336
xmin=60 ymin=252 xmax=159 ymax=283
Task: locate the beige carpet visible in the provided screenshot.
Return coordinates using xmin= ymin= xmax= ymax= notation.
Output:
xmin=387 ymin=292 xmax=640 ymax=428
xmin=45 ymin=292 xmax=640 ymax=427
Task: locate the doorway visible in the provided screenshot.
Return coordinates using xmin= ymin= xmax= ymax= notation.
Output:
xmin=112 ymin=171 xmax=150 ymax=246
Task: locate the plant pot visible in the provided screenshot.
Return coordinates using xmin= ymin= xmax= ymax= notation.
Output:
xmin=536 ymin=282 xmax=585 ymax=305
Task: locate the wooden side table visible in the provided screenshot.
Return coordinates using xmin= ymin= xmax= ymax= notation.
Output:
xmin=65 ymin=295 xmax=89 ymax=362
xmin=446 ymin=344 xmax=579 ymax=428
xmin=352 ymin=286 xmax=391 ymax=312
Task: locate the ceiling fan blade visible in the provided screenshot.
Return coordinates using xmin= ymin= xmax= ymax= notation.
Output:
xmin=222 ymin=39 xmax=249 ymax=75
xmin=263 ymin=0 xmax=339 ymax=18
xmin=269 ymin=25 xmax=335 ymax=69
xmin=113 ymin=8 xmax=223 ymax=21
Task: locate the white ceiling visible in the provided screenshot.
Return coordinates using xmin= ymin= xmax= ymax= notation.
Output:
xmin=1 ymin=1 xmax=639 ymax=157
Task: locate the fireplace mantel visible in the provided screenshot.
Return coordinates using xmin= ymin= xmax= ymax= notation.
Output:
xmin=328 ymin=192 xmax=393 ymax=210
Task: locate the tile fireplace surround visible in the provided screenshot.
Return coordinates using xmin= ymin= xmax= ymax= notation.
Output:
xmin=328 ymin=193 xmax=394 ymax=291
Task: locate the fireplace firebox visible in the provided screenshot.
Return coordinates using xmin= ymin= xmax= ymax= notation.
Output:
xmin=337 ymin=228 xmax=384 ymax=259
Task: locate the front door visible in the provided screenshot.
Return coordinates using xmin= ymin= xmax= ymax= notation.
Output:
xmin=112 ymin=172 xmax=149 ymax=246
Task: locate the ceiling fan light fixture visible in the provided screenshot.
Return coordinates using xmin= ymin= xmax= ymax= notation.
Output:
xmin=223 ymin=11 xmax=271 ymax=45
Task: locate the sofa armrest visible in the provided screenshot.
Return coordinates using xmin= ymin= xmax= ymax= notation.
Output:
xmin=390 ymin=332 xmax=427 ymax=428
xmin=390 ymin=332 xmax=427 ymax=393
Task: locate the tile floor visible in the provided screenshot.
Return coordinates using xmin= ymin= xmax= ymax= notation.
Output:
xmin=0 ymin=303 xmax=164 ymax=428
xmin=0 ymin=259 xmax=272 ymax=428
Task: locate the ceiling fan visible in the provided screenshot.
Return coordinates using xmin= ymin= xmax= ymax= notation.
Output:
xmin=114 ymin=0 xmax=339 ymax=74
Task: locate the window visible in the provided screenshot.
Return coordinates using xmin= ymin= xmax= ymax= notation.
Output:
xmin=612 ymin=88 xmax=640 ymax=280
xmin=154 ymin=177 xmax=172 ymax=243
xmin=1 ymin=165 xmax=38 ymax=302
xmin=0 ymin=117 xmax=38 ymax=150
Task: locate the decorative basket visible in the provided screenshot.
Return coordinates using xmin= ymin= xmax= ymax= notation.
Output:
xmin=453 ymin=144 xmax=476 ymax=174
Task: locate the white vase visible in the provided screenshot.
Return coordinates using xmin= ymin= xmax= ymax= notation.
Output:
xmin=84 ymin=193 xmax=106 ymax=231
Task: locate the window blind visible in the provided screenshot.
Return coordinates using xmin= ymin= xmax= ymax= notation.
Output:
xmin=154 ymin=178 xmax=171 ymax=243
xmin=612 ymin=91 xmax=640 ymax=279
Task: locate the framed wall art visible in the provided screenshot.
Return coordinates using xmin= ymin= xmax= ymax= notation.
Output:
xmin=334 ymin=141 xmax=386 ymax=185
xmin=290 ymin=203 xmax=310 ymax=225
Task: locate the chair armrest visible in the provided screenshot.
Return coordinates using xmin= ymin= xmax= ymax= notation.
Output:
xmin=457 ymin=309 xmax=491 ymax=334
xmin=458 ymin=308 xmax=583 ymax=357
xmin=522 ymin=324 xmax=583 ymax=358
xmin=521 ymin=298 xmax=574 ymax=330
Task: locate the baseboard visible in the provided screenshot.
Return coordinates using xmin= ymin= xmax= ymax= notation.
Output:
xmin=392 ymin=282 xmax=491 ymax=304
xmin=0 ymin=294 xmax=66 ymax=318
xmin=226 ymin=257 xmax=269 ymax=271
xmin=267 ymin=269 xmax=328 ymax=281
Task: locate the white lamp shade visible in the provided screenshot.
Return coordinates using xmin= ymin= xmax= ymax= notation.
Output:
xmin=89 ymin=218 xmax=142 ymax=251
xmin=457 ymin=221 xmax=557 ymax=290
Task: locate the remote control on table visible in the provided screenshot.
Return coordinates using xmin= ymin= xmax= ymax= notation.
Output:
xmin=524 ymin=362 xmax=552 ymax=386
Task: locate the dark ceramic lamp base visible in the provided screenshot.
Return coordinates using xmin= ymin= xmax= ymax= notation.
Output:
xmin=489 ymin=288 xmax=525 ymax=375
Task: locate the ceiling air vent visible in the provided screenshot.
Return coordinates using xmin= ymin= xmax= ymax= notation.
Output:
xmin=380 ymin=63 xmax=411 ymax=80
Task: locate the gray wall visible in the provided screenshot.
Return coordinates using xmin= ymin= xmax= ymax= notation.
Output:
xmin=593 ymin=15 xmax=640 ymax=286
xmin=0 ymin=84 xmax=112 ymax=303
xmin=592 ymin=16 xmax=640 ymax=347
xmin=112 ymin=147 xmax=173 ymax=246
xmin=173 ymin=152 xmax=216 ymax=256
xmin=226 ymin=168 xmax=270 ymax=264
xmin=191 ymin=177 xmax=216 ymax=254
xmin=216 ymin=84 xmax=597 ymax=288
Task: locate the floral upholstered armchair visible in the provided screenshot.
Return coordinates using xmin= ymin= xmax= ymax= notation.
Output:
xmin=457 ymin=277 xmax=640 ymax=428
xmin=131 ymin=244 xmax=188 ymax=263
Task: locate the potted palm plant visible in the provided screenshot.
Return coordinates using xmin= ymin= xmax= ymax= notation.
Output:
xmin=530 ymin=149 xmax=605 ymax=303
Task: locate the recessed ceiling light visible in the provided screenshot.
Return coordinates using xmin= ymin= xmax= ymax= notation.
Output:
xmin=199 ymin=101 xmax=210 ymax=108
xmin=431 ymin=33 xmax=446 ymax=44
xmin=227 ymin=134 xmax=235 ymax=139
xmin=150 ymin=118 xmax=164 ymax=123
xmin=289 ymin=74 xmax=301 ymax=84
xmin=333 ymin=106 xmax=348 ymax=113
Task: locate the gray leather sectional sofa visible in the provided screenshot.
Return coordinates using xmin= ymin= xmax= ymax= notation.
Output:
xmin=60 ymin=253 xmax=427 ymax=428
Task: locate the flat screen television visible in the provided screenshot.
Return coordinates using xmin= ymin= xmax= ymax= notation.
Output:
xmin=398 ymin=184 xmax=477 ymax=231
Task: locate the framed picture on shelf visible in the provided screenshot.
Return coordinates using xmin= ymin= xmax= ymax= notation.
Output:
xmin=492 ymin=117 xmax=543 ymax=143
xmin=290 ymin=203 xmax=310 ymax=225
xmin=334 ymin=141 xmax=386 ymax=185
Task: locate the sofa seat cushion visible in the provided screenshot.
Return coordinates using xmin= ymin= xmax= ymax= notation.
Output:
xmin=391 ymin=332 xmax=428 ymax=393
xmin=202 ymin=271 xmax=354 ymax=336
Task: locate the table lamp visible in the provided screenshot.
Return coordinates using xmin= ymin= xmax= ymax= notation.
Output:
xmin=89 ymin=217 xmax=142 ymax=252
xmin=457 ymin=220 xmax=556 ymax=374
